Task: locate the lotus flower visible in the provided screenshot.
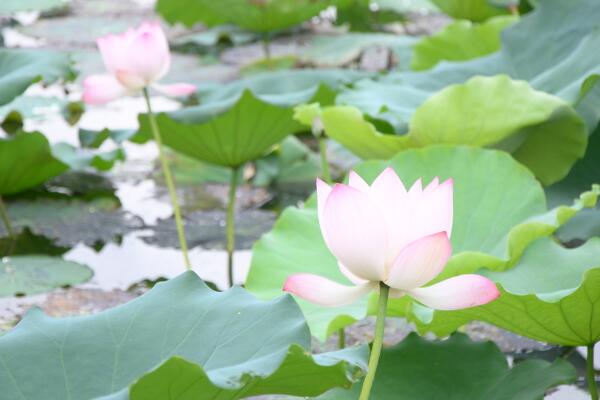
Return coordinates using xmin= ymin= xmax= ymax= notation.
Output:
xmin=83 ymin=21 xmax=196 ymax=105
xmin=284 ymin=168 xmax=499 ymax=310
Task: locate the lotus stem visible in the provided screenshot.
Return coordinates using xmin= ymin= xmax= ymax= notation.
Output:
xmin=318 ymin=136 xmax=332 ymax=184
xmin=359 ymin=282 xmax=389 ymax=400
xmin=262 ymin=33 xmax=272 ymax=66
xmin=588 ymin=343 xmax=599 ymax=400
xmin=338 ymin=327 xmax=346 ymax=349
xmin=0 ymin=195 xmax=15 ymax=240
xmin=142 ymin=88 xmax=191 ymax=270
xmin=226 ymin=165 xmax=240 ymax=288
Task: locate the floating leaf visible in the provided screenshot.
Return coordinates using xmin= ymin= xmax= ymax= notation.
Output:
xmin=78 ymin=128 xmax=136 ymax=149
xmin=411 ymin=16 xmax=517 ymax=70
xmin=404 ymin=238 xmax=600 ymax=346
xmin=301 ymin=33 xmax=416 ymax=68
xmin=432 ymin=0 xmax=508 ymax=21
xmin=0 ymin=197 xmax=138 ymax=248
xmin=0 ymin=49 xmax=73 ymax=107
xmin=0 ymin=256 xmax=91 ymax=297
xmin=246 ymin=146 xmax=597 ymax=339
xmin=0 ymin=0 xmax=69 ymax=13
xmin=323 ymin=75 xmax=588 ymax=185
xmin=156 ymin=0 xmax=349 ymax=32
xmin=321 ymin=333 xmax=576 ymax=399
xmin=0 ymin=272 xmax=367 ymax=399
xmin=0 ymin=132 xmax=68 ymax=195
xmin=171 ymin=25 xmax=259 ymax=54
xmin=52 ymin=143 xmax=125 ymax=172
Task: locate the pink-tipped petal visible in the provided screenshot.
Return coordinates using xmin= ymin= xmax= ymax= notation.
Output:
xmin=338 ymin=262 xmax=369 ymax=285
xmin=369 ymin=167 xmax=409 ymax=265
xmin=407 ymin=274 xmax=499 ymax=310
xmin=322 ymin=184 xmax=388 ymax=281
xmin=348 ymin=170 xmax=370 ymax=193
xmin=283 ymin=274 xmax=376 ymax=307
xmin=152 ymin=83 xmax=196 ymax=97
xmin=385 ymin=232 xmax=452 ymax=290
xmin=128 ymin=21 xmax=170 ymax=83
xmin=82 ymin=74 xmax=127 ymax=105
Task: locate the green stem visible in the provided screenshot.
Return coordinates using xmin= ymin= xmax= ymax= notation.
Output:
xmin=142 ymin=88 xmax=191 ymax=270
xmin=508 ymin=4 xmax=519 ymax=16
xmin=226 ymin=166 xmax=240 ymax=288
xmin=588 ymin=343 xmax=599 ymax=400
xmin=262 ymin=33 xmax=271 ymax=66
xmin=318 ymin=136 xmax=332 ymax=184
xmin=359 ymin=283 xmax=389 ymax=400
xmin=0 ymin=195 xmax=15 ymax=240
xmin=338 ymin=328 xmax=345 ymax=349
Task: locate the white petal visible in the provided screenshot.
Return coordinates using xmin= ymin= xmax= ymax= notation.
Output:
xmin=322 ymin=184 xmax=388 ymax=281
xmin=348 ymin=170 xmax=370 ymax=193
xmin=369 ymin=167 xmax=409 ymax=266
xmin=338 ymin=262 xmax=369 ymax=285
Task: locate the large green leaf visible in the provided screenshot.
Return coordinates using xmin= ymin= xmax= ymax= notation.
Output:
xmin=0 ymin=256 xmax=91 ymax=297
xmin=0 ymin=49 xmax=73 ymax=107
xmin=403 ymin=237 xmax=600 ymax=345
xmin=323 ymin=75 xmax=588 ymax=185
xmin=246 ymin=146 xmax=597 ymax=339
xmin=338 ymin=0 xmax=600 ymax=135
xmin=137 ymin=70 xmax=365 ymax=168
xmin=156 ymin=0 xmax=349 ymax=32
xmin=432 ymin=0 xmax=508 ymax=21
xmin=138 ymin=90 xmax=303 ymax=168
xmin=0 ymin=132 xmax=68 ymax=195
xmin=411 ymin=16 xmax=517 ymax=71
xmin=0 ymin=272 xmax=368 ymax=399
xmin=321 ymin=333 xmax=576 ymax=399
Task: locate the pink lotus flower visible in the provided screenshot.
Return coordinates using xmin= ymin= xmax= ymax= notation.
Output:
xmin=283 ymin=168 xmax=500 ymax=310
xmin=82 ymin=21 xmax=196 ymax=105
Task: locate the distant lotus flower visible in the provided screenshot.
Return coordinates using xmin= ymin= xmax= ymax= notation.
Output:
xmin=82 ymin=21 xmax=196 ymax=105
xmin=284 ymin=168 xmax=500 ymax=310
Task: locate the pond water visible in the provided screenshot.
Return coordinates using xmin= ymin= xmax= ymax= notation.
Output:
xmin=0 ymin=0 xmax=597 ymax=398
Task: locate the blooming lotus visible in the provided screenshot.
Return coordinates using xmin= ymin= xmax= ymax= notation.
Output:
xmin=83 ymin=21 xmax=196 ymax=105
xmin=284 ymin=168 xmax=500 ymax=310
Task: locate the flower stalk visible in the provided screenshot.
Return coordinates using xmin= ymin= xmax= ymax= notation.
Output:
xmin=318 ymin=136 xmax=331 ymax=184
xmin=226 ymin=166 xmax=241 ymax=288
xmin=359 ymin=282 xmax=389 ymax=400
xmin=588 ymin=343 xmax=598 ymax=400
xmin=142 ymin=87 xmax=191 ymax=270
xmin=0 ymin=195 xmax=15 ymax=240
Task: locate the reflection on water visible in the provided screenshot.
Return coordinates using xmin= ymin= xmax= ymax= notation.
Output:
xmin=66 ymin=232 xmax=251 ymax=291
xmin=546 ymin=385 xmax=590 ymax=399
